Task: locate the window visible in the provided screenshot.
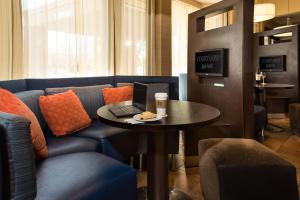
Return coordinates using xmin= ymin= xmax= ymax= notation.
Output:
xmin=22 ymin=0 xmax=111 ymax=78
xmin=22 ymin=0 xmax=151 ymax=78
xmin=115 ymin=0 xmax=148 ymax=75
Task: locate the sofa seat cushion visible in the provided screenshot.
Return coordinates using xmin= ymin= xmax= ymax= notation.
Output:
xmin=73 ymin=120 xmax=133 ymax=139
xmin=72 ymin=121 xmax=138 ymax=160
xmin=36 ymin=152 xmax=137 ymax=200
xmin=46 ymin=137 xmax=99 ymax=157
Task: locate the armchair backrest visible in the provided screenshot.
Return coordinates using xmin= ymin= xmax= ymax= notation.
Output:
xmin=0 ymin=112 xmax=36 ymax=200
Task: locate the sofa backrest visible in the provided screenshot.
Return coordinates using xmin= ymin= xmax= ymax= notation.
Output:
xmin=26 ymin=76 xmax=115 ymax=90
xmin=0 ymin=76 xmax=179 ymax=98
xmin=0 ymin=76 xmax=179 ymax=135
xmin=15 ymin=90 xmax=47 ymax=131
xmin=0 ymin=79 xmax=27 ymax=93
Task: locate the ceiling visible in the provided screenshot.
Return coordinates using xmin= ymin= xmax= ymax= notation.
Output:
xmin=195 ymin=0 xmax=222 ymax=4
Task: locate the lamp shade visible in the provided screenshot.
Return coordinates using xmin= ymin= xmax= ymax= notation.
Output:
xmin=254 ymin=3 xmax=275 ymax=23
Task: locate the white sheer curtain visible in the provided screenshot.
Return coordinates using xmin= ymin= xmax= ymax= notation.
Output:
xmin=22 ymin=0 xmax=112 ymax=78
xmin=114 ymin=0 xmax=148 ymax=75
xmin=0 ymin=0 xmax=23 ymax=80
xmin=172 ymin=0 xmax=199 ymax=76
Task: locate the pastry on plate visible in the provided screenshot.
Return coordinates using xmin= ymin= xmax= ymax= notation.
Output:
xmin=139 ymin=111 xmax=156 ymax=120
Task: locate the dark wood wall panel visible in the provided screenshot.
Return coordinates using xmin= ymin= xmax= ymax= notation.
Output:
xmin=253 ymin=26 xmax=300 ymax=114
xmin=188 ymin=0 xmax=254 ymax=138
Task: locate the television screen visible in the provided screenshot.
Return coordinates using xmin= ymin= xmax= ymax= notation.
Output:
xmin=259 ymin=55 xmax=286 ymax=72
xmin=195 ymin=49 xmax=226 ymax=77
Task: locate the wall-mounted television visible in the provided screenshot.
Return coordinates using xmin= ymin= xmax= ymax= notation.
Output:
xmin=259 ymin=55 xmax=286 ymax=72
xmin=195 ymin=48 xmax=227 ymax=77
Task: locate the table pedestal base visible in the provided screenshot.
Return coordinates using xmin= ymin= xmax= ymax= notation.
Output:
xmin=137 ymin=187 xmax=192 ymax=200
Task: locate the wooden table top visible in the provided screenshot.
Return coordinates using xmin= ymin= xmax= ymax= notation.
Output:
xmin=97 ymin=100 xmax=220 ymax=132
xmin=254 ymin=83 xmax=295 ymax=89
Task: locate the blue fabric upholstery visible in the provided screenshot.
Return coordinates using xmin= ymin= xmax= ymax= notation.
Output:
xmin=115 ymin=76 xmax=179 ymax=100
xmin=0 ymin=112 xmax=36 ymax=200
xmin=27 ymin=76 xmax=115 ymax=90
xmin=0 ymin=79 xmax=27 ymax=93
xmin=73 ymin=121 xmax=133 ymax=139
xmin=45 ymin=84 xmax=112 ymax=119
xmin=46 ymin=136 xmax=100 ymax=157
xmin=15 ymin=90 xmax=48 ymax=131
xmin=72 ymin=121 xmax=138 ymax=160
xmin=100 ymin=139 xmax=125 ymax=161
xmin=36 ymin=152 xmax=137 ymax=200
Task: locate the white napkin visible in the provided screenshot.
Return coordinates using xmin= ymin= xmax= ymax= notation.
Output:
xmin=124 ymin=118 xmax=144 ymax=124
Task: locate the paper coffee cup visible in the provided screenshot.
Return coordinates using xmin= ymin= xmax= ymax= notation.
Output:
xmin=155 ymin=93 xmax=168 ymax=117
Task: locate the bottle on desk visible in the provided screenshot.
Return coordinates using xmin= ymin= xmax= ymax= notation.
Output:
xmin=256 ymin=71 xmax=262 ymax=84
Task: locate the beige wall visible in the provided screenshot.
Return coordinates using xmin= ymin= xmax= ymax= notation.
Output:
xmin=256 ymin=0 xmax=300 ymax=16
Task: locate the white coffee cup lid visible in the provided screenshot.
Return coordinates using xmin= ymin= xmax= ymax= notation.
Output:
xmin=155 ymin=93 xmax=168 ymax=98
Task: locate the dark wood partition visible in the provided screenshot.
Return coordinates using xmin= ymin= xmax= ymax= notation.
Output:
xmin=187 ymin=0 xmax=254 ymax=138
xmin=253 ymin=26 xmax=300 ymax=115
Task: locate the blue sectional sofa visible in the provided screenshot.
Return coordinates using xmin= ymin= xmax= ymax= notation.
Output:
xmin=0 ymin=76 xmax=179 ymax=200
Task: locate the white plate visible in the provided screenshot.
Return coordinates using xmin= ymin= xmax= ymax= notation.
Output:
xmin=133 ymin=114 xmax=163 ymax=122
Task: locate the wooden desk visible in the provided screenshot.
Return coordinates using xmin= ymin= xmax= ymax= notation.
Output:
xmin=254 ymin=83 xmax=295 ymax=107
xmin=254 ymin=83 xmax=295 ymax=133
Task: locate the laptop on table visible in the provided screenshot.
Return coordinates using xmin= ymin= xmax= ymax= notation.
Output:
xmin=109 ymin=83 xmax=147 ymax=117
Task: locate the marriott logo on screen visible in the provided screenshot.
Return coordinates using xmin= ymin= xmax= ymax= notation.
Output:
xmin=196 ymin=55 xmax=221 ymax=63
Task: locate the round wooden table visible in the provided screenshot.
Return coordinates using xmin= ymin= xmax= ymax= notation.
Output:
xmin=97 ymin=100 xmax=220 ymax=200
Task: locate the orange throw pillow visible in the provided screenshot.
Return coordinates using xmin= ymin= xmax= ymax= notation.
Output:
xmin=0 ymin=88 xmax=48 ymax=158
xmin=102 ymin=86 xmax=133 ymax=105
xmin=39 ymin=90 xmax=91 ymax=136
